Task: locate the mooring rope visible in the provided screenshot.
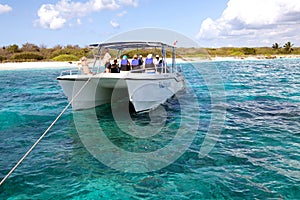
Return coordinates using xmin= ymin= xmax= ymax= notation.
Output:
xmin=0 ymin=76 xmax=93 ymax=187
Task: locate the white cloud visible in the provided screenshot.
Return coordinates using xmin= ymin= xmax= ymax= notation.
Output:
xmin=197 ymin=0 xmax=300 ymax=47
xmin=37 ymin=4 xmax=66 ymax=29
xmin=110 ymin=19 xmax=120 ymax=28
xmin=117 ymin=10 xmax=127 ymax=17
xmin=118 ymin=0 xmax=138 ymax=7
xmin=0 ymin=4 xmax=12 ymax=14
xmin=36 ymin=0 xmax=138 ymax=29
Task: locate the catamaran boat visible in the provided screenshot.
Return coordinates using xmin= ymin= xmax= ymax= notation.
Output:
xmin=57 ymin=41 xmax=185 ymax=112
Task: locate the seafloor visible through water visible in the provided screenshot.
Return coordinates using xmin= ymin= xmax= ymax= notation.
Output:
xmin=0 ymin=59 xmax=299 ymax=199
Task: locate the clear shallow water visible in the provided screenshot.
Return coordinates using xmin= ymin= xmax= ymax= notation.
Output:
xmin=0 ymin=60 xmax=299 ymax=199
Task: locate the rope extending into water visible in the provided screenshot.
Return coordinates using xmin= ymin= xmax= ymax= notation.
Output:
xmin=0 ymin=76 xmax=93 ymax=187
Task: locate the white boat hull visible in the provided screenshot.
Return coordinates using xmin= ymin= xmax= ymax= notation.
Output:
xmin=57 ymin=72 xmax=185 ymax=112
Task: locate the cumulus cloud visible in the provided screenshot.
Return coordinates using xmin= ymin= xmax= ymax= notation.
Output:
xmin=37 ymin=4 xmax=66 ymax=29
xmin=110 ymin=19 xmax=120 ymax=28
xmin=36 ymin=0 xmax=138 ymax=29
xmin=0 ymin=4 xmax=12 ymax=14
xmin=197 ymin=0 xmax=300 ymax=46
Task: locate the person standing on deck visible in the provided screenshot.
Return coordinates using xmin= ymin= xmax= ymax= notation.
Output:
xmin=102 ymin=48 xmax=111 ymax=73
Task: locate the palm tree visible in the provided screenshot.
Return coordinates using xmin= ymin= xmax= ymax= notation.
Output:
xmin=283 ymin=41 xmax=294 ymax=53
xmin=272 ymin=43 xmax=280 ymax=49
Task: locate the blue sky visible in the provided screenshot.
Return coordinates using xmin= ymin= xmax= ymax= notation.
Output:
xmin=0 ymin=0 xmax=300 ymax=47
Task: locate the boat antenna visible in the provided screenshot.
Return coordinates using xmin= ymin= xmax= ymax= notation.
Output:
xmin=0 ymin=77 xmax=93 ymax=187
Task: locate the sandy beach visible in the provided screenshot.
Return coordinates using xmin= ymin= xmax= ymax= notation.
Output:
xmin=0 ymin=61 xmax=78 ymax=71
xmin=0 ymin=59 xmax=185 ymax=71
xmin=1 ymin=55 xmax=299 ymax=71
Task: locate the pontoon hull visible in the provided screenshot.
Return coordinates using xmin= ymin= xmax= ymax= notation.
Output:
xmin=57 ymin=73 xmax=185 ymax=112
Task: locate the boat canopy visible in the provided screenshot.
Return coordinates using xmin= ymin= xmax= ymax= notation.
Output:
xmin=89 ymin=41 xmax=175 ymax=50
xmin=88 ymin=41 xmax=177 ymax=74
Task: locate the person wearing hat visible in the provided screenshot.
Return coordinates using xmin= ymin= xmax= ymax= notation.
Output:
xmin=155 ymin=54 xmax=159 ymax=64
xmin=99 ymin=48 xmax=111 ymax=73
xmin=131 ymin=54 xmax=139 ymax=70
xmin=102 ymin=48 xmax=111 ymax=66
xmin=155 ymin=54 xmax=163 ymax=66
xmin=120 ymin=55 xmax=130 ymax=71
xmin=138 ymin=55 xmax=143 ymax=65
xmin=79 ymin=56 xmax=93 ymax=74
xmin=145 ymin=54 xmax=155 ymax=69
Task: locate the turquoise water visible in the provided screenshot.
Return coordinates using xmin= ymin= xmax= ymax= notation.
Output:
xmin=0 ymin=60 xmax=299 ymax=199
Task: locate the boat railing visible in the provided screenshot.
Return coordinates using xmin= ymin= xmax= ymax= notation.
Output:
xmin=60 ymin=70 xmax=82 ymax=76
xmin=130 ymin=65 xmax=183 ymax=74
xmin=129 ymin=66 xmax=164 ymax=73
xmin=125 ymin=64 xmax=182 ymax=74
xmin=130 ymin=68 xmax=146 ymax=73
xmin=59 ymin=65 xmax=182 ymax=76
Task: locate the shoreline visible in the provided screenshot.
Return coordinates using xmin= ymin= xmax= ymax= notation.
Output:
xmin=180 ymin=54 xmax=300 ymax=62
xmin=1 ymin=55 xmax=300 ymax=71
xmin=0 ymin=61 xmax=78 ymax=71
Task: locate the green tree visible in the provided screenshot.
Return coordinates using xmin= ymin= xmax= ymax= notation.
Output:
xmin=52 ymin=54 xmax=79 ymax=61
xmin=0 ymin=55 xmax=5 ymax=62
xmin=242 ymin=47 xmax=256 ymax=55
xmin=12 ymin=52 xmax=44 ymax=61
xmin=272 ymin=43 xmax=280 ymax=49
xmin=7 ymin=44 xmax=20 ymax=53
xmin=283 ymin=41 xmax=294 ymax=53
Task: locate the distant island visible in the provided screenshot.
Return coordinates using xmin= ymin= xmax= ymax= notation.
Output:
xmin=177 ymin=42 xmax=300 ymax=60
xmin=0 ymin=42 xmax=299 ymax=63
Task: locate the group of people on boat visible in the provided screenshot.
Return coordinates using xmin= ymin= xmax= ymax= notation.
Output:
xmin=105 ymin=53 xmax=163 ymax=73
xmin=118 ymin=54 xmax=144 ymax=72
xmin=79 ymin=49 xmax=164 ymax=74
